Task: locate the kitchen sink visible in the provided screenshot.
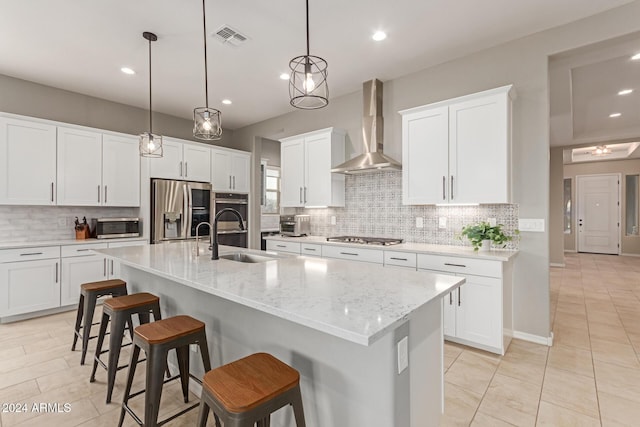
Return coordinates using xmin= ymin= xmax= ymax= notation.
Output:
xmin=219 ymin=252 xmax=280 ymax=263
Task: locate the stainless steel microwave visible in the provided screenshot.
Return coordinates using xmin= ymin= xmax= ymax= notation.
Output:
xmin=92 ymin=218 xmax=141 ymax=239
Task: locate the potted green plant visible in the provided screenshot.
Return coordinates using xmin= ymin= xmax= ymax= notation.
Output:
xmin=459 ymin=222 xmax=518 ymax=251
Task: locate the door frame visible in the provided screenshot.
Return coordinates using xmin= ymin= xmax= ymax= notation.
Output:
xmin=575 ymin=173 xmax=621 ymax=255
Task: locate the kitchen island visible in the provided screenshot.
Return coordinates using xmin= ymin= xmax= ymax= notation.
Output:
xmin=96 ymin=241 xmax=464 ymax=427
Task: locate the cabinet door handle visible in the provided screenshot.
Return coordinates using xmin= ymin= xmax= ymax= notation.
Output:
xmin=449 ymin=292 xmax=452 ymax=305
xmin=104 ymin=185 xmax=108 ymax=204
xmin=340 ymin=252 xmax=359 ymax=256
xmin=76 ymin=249 xmax=89 ymax=252
xmin=304 ymin=187 xmax=307 ymax=203
xmin=103 ymin=258 xmax=107 ymax=277
xmin=442 ymin=176 xmax=446 ymax=200
xmin=304 ymin=247 xmax=316 ymax=251
xmin=276 ymin=244 xmax=286 ymax=248
xmin=51 ymin=182 xmax=54 ymax=202
xmin=98 ymin=185 xmax=101 ymax=203
xmin=390 ymin=257 xmax=407 ymax=261
xmin=20 ymin=252 xmax=43 ymax=256
xmin=444 ymin=262 xmax=466 ymax=268
xmin=233 ymin=176 xmax=236 ymax=189
xmin=110 ymin=259 xmax=114 ymax=276
xmin=300 ymin=187 xmax=303 ymax=204
xmin=450 ymin=176 xmax=454 ymax=200
xmin=179 ymin=161 xmax=183 ymax=177
xmin=55 ymin=262 xmax=58 ymax=283
xmin=185 ymin=162 xmax=188 ymax=177
xmin=458 ymin=287 xmax=461 ymax=306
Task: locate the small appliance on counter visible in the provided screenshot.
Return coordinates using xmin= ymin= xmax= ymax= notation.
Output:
xmin=92 ymin=217 xmax=141 ymax=239
xmin=280 ymin=215 xmax=310 ymax=236
xmin=326 ymin=236 xmax=403 ymax=246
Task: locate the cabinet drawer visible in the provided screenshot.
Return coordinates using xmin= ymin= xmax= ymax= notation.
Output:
xmin=384 ymin=251 xmax=417 ymax=268
xmin=322 ymin=245 xmax=383 ymax=264
xmin=0 ymin=246 xmax=60 ymax=263
xmin=417 ymin=254 xmax=502 ymax=278
xmin=266 ymin=240 xmax=301 ymax=254
xmin=301 ymin=243 xmax=322 ymax=257
xmin=61 ymin=243 xmax=108 ymax=258
xmin=107 ymin=240 xmax=147 ymax=248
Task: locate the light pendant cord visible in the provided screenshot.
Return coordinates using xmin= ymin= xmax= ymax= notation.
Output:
xmin=148 ymin=36 xmax=152 ymax=133
xmin=306 ymin=0 xmax=310 ymax=57
xmin=202 ymin=0 xmax=209 ymax=108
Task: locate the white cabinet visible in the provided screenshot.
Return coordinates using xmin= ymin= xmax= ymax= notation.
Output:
xmin=0 ymin=246 xmax=61 ymax=317
xmin=0 ymin=116 xmax=57 ymax=205
xmin=417 ymin=253 xmax=511 ymax=355
xmin=211 ymin=148 xmax=251 ymax=192
xmin=60 ymin=243 xmax=108 ymax=307
xmin=280 ymin=128 xmax=346 ymax=207
xmin=400 ymin=85 xmax=513 ymax=205
xmin=57 ymin=128 xmax=140 ymax=207
xmin=266 ymin=240 xmax=301 ymax=254
xmin=149 ymin=138 xmax=211 ymax=182
xmin=321 ymin=245 xmax=384 ymax=265
xmin=301 ymin=243 xmax=322 ymax=257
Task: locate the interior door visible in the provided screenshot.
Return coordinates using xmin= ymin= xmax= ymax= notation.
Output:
xmin=577 ymin=174 xmax=620 ymax=254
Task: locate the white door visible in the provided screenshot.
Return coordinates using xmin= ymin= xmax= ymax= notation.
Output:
xmin=60 ymin=255 xmax=108 ymax=306
xmin=455 ymin=275 xmax=501 ymax=349
xmin=0 ymin=259 xmax=60 ymax=316
xmin=280 ymin=138 xmax=305 ymax=207
xmin=149 ymin=139 xmax=183 ymax=180
xmin=57 ymin=127 xmax=103 ymax=206
xmin=305 ymin=133 xmax=332 ymax=206
xmin=402 ymin=106 xmax=449 ymax=204
xmin=211 ymin=149 xmax=232 ymax=191
xmin=231 ymin=153 xmax=251 ymax=193
xmin=183 ymin=144 xmax=211 ymax=182
xmin=577 ymin=174 xmax=620 ymax=255
xmin=0 ymin=117 xmax=57 ymax=205
xmin=102 ymin=134 xmax=140 ymax=206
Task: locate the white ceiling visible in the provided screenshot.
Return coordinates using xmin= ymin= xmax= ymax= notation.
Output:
xmin=0 ymin=0 xmax=633 ymax=130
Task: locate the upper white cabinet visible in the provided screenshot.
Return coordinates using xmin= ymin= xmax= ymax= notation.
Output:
xmin=0 ymin=117 xmax=57 ymax=205
xmin=149 ymin=138 xmax=211 ymax=182
xmin=280 ymin=128 xmax=346 ymax=208
xmin=57 ymin=127 xmax=140 ymax=206
xmin=400 ymin=85 xmax=513 ymax=205
xmin=211 ymin=148 xmax=251 ymax=193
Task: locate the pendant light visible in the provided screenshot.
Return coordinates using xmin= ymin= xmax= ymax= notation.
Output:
xmin=139 ymin=32 xmax=163 ymax=157
xmin=289 ymin=0 xmax=328 ymax=109
xmin=193 ymin=0 xmax=222 ymax=140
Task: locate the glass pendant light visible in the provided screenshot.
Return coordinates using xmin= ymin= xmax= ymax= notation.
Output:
xmin=194 ymin=0 xmax=222 ymax=140
xmin=289 ymin=0 xmax=328 ymax=109
xmin=139 ymin=32 xmax=163 ymax=157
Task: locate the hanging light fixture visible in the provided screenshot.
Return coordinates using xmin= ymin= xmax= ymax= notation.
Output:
xmin=289 ymin=0 xmax=328 ymax=109
xmin=139 ymin=32 xmax=163 ymax=157
xmin=194 ymin=0 xmax=222 ymax=140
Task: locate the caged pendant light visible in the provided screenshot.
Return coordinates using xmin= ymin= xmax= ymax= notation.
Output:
xmin=289 ymin=0 xmax=328 ymax=109
xmin=139 ymin=31 xmax=163 ymax=157
xmin=193 ymin=0 xmax=222 ymax=140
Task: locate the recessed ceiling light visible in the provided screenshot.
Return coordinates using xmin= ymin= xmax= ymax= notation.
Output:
xmin=372 ymin=31 xmax=387 ymax=41
xmin=279 ymin=73 xmax=290 ymax=80
xmin=632 ymin=53 xmax=640 ymax=60
xmin=120 ymin=67 xmax=135 ymax=75
xmin=618 ymin=89 xmax=634 ymax=95
xmin=609 ymin=112 xmax=622 ymax=118
xmin=221 ymin=99 xmax=232 ymax=105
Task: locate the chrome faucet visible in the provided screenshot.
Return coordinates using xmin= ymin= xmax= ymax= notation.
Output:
xmin=195 ymin=222 xmax=212 ymax=257
xmin=212 ymin=208 xmax=245 ymax=260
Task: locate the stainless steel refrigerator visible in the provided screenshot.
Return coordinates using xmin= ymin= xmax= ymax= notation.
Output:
xmin=150 ymin=179 xmax=212 ymax=244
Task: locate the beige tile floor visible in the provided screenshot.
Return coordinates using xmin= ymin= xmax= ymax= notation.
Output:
xmin=0 ymin=252 xmax=638 ymax=426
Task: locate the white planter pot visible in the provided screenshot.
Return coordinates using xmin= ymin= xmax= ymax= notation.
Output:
xmin=479 ymin=239 xmax=492 ymax=251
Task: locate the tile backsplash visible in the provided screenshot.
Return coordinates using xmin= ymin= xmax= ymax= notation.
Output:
xmin=0 ymin=206 xmax=139 ymax=242
xmin=289 ymin=171 xmax=519 ymax=249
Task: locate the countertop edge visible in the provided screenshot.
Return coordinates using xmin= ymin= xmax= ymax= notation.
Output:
xmin=0 ymin=237 xmax=148 ymax=250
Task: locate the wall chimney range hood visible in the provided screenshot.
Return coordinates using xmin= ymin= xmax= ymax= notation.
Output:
xmin=331 ymin=79 xmax=401 ymax=174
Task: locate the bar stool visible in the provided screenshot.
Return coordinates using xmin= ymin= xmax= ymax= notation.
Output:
xmin=197 ymin=352 xmax=306 ymax=427
xmin=89 ymin=292 xmax=162 ymax=403
xmin=118 ymin=315 xmax=211 ymax=427
xmin=71 ymin=279 xmax=128 ymax=365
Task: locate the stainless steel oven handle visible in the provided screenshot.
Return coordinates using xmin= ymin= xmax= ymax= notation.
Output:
xmin=216 ymin=229 xmax=248 ymax=234
xmin=215 ymin=199 xmax=248 ymax=204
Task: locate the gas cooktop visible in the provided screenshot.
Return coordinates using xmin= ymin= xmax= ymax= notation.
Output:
xmin=326 ymin=236 xmax=403 ymax=246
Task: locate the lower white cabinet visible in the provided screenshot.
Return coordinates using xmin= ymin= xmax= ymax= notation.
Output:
xmin=0 ymin=258 xmax=60 ymax=317
xmin=301 ymin=243 xmax=322 ymax=257
xmin=60 ymin=253 xmax=108 ymax=306
xmin=266 ymin=240 xmax=301 ymax=254
xmin=321 ymin=245 xmax=384 ymax=265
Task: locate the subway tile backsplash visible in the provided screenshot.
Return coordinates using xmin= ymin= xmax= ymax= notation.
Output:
xmin=289 ymin=171 xmax=519 ymax=249
xmin=0 ymin=206 xmax=139 ymax=242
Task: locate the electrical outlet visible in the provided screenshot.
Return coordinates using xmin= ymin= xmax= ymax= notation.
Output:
xmin=190 ymin=344 xmax=198 ymax=353
xmin=57 ymin=218 xmax=67 ymax=227
xmin=438 ymin=217 xmax=447 ymax=229
xmin=397 ymin=336 xmax=408 ymax=374
xmin=487 ymin=218 xmax=497 ymax=226
xmin=415 ymin=217 xmax=424 ymax=228
xmin=330 ymin=216 xmax=337 ymax=225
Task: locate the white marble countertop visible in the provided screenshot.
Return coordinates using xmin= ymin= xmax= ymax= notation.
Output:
xmin=96 ymin=241 xmax=464 ymax=346
xmin=0 ymin=237 xmax=148 ymax=250
xmin=264 ymin=235 xmax=518 ymax=262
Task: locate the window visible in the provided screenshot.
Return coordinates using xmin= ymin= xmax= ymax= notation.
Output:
xmin=262 ymin=166 xmax=280 ymax=214
xmin=563 ymin=178 xmax=572 ymax=234
xmin=626 ymin=175 xmax=639 ymax=236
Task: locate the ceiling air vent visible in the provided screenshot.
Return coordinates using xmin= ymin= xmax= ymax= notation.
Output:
xmin=212 ymin=25 xmax=249 ymax=47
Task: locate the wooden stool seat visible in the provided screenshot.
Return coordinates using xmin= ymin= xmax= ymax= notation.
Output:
xmin=103 ymin=292 xmax=159 ymax=311
xmin=204 ymin=353 xmax=300 ymax=413
xmin=81 ymin=279 xmax=126 ymax=292
xmin=134 ymin=314 xmax=205 ymax=344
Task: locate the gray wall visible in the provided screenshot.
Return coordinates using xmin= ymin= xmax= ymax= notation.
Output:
xmin=232 ymin=1 xmax=640 ymax=339
xmin=549 ymin=147 xmax=565 ymax=265
xmin=0 ymin=73 xmax=235 ymax=147
xmin=563 ymin=158 xmax=640 ymax=255
xmin=261 ymin=138 xmax=281 ymax=167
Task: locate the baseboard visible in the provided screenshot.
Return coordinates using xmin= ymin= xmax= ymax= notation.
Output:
xmin=513 ymin=330 xmax=553 ymax=347
xmin=549 ymin=263 xmax=565 ymax=268
xmin=563 ymin=249 xmax=577 ymax=253
xmin=621 ymin=253 xmax=640 ymax=257
xmin=0 ymin=304 xmax=76 ymax=324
